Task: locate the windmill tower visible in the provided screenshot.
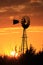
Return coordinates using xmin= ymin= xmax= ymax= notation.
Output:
xmin=21 ymin=16 xmax=30 ymax=54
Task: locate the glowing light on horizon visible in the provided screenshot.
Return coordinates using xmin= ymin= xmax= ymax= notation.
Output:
xmin=10 ymin=51 xmax=16 ymax=56
xmin=10 ymin=50 xmax=18 ymax=58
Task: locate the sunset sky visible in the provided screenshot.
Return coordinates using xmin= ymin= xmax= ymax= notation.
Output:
xmin=0 ymin=0 xmax=43 ymax=55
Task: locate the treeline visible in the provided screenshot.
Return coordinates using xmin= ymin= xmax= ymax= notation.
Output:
xmin=0 ymin=45 xmax=43 ymax=65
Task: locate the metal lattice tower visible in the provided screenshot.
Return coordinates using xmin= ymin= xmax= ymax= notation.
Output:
xmin=21 ymin=29 xmax=28 ymax=53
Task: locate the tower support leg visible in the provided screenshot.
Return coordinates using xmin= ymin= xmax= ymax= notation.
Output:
xmin=21 ymin=29 xmax=28 ymax=54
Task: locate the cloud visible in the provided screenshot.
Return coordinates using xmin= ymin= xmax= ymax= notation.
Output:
xmin=20 ymin=1 xmax=43 ymax=15
xmin=0 ymin=0 xmax=30 ymax=7
xmin=0 ymin=0 xmax=43 ymax=16
xmin=0 ymin=0 xmax=43 ymax=15
xmin=0 ymin=0 xmax=30 ymax=14
xmin=0 ymin=8 xmax=8 ymax=13
xmin=0 ymin=5 xmax=26 ymax=16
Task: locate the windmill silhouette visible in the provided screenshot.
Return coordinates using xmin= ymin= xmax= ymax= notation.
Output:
xmin=13 ymin=16 xmax=30 ymax=54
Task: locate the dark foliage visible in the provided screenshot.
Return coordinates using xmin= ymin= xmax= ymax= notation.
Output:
xmin=0 ymin=45 xmax=43 ymax=65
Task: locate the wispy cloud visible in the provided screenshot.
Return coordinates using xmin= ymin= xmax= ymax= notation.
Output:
xmin=0 ymin=0 xmax=43 ymax=15
xmin=0 ymin=8 xmax=7 ymax=13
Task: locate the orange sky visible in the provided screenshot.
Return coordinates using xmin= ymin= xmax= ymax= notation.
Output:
xmin=0 ymin=26 xmax=43 ymax=55
xmin=0 ymin=15 xmax=43 ymax=55
xmin=0 ymin=0 xmax=43 ymax=55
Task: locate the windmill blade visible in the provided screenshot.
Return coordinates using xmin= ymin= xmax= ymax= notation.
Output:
xmin=13 ymin=19 xmax=19 ymax=24
xmin=21 ymin=16 xmax=30 ymax=29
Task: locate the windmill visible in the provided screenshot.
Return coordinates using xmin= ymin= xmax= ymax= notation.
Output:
xmin=13 ymin=16 xmax=30 ymax=54
xmin=21 ymin=16 xmax=30 ymax=54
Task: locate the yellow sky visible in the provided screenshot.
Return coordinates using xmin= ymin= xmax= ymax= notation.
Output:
xmin=0 ymin=26 xmax=43 ymax=55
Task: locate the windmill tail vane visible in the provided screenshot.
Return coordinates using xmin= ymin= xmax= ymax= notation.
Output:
xmin=13 ymin=19 xmax=19 ymax=24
